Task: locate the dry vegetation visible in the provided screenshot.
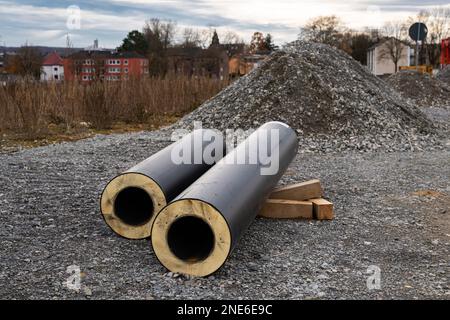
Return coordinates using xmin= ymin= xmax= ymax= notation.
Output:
xmin=0 ymin=76 xmax=227 ymax=146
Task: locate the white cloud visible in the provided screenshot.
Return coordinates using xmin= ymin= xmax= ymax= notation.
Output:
xmin=1 ymin=0 xmax=449 ymax=47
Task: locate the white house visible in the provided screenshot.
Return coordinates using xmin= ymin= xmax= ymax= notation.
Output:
xmin=41 ymin=52 xmax=65 ymax=81
xmin=367 ymin=38 xmax=412 ymax=76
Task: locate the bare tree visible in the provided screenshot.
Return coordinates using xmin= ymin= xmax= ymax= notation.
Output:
xmin=181 ymin=27 xmax=201 ymax=48
xmin=160 ymin=20 xmax=177 ymax=50
xmin=222 ymin=31 xmax=244 ymax=45
xmin=381 ymin=20 xmax=408 ymax=40
xmin=379 ymin=21 xmax=408 ymax=73
xmin=428 ymin=7 xmax=450 ymax=41
xmin=7 ymin=44 xmax=43 ymax=79
xmin=143 ymin=18 xmax=176 ymax=52
xmin=197 ymin=27 xmax=215 ymax=49
xmin=143 ymin=18 xmax=177 ymax=76
xmin=299 ymin=15 xmax=346 ymax=47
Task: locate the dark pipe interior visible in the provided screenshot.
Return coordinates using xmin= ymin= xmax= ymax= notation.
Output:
xmin=167 ymin=216 xmax=215 ymax=262
xmin=114 ymin=187 xmax=154 ymax=226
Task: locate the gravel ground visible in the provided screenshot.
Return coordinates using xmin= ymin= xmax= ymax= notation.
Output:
xmin=0 ymin=127 xmax=449 ymax=300
xmin=386 ymin=71 xmax=450 ymax=108
xmin=437 ymin=66 xmax=450 ymax=83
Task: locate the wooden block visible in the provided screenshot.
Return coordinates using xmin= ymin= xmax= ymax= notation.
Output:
xmin=259 ymin=199 xmax=313 ymax=219
xmin=270 ymin=179 xmax=322 ymax=201
xmin=311 ymin=198 xmax=334 ymax=220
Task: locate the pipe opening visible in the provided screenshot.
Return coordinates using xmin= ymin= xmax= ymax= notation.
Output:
xmin=167 ymin=216 xmax=215 ymax=263
xmin=114 ymin=187 xmax=154 ymax=226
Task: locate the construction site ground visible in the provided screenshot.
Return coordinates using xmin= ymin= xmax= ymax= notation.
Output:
xmin=1 ymin=115 xmax=448 ymax=299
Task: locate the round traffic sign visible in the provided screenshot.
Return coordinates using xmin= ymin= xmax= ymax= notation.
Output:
xmin=409 ymin=22 xmax=428 ymax=42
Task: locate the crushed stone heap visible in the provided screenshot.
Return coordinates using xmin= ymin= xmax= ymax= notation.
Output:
xmin=176 ymin=41 xmax=440 ymax=153
xmin=436 ymin=66 xmax=450 ymax=83
xmin=387 ymin=70 xmax=450 ymax=108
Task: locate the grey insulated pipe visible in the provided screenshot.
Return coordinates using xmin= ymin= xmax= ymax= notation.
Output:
xmin=100 ymin=129 xmax=224 ymax=239
xmin=151 ymin=122 xmax=298 ymax=277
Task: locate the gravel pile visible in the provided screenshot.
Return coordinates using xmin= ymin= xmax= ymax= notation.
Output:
xmin=387 ymin=70 xmax=450 ymax=108
xmin=436 ymin=66 xmax=450 ymax=83
xmin=175 ymin=41 xmax=440 ymax=153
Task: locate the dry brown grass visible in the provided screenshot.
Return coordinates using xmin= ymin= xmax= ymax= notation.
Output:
xmin=0 ymin=76 xmax=227 ymax=140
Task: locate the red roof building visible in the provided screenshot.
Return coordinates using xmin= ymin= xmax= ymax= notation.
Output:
xmin=41 ymin=52 xmax=65 ymax=81
xmin=43 ymin=52 xmax=64 ymax=66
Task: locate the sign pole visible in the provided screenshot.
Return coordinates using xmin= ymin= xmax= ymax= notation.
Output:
xmin=415 ymin=23 xmax=420 ymax=67
xmin=409 ymin=22 xmax=427 ymax=69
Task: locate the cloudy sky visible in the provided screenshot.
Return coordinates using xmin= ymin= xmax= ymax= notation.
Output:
xmin=0 ymin=0 xmax=449 ymax=48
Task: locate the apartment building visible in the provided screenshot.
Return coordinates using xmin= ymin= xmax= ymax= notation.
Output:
xmin=64 ymin=51 xmax=149 ymax=82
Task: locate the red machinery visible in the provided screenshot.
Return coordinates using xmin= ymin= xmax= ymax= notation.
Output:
xmin=441 ymin=38 xmax=450 ymax=68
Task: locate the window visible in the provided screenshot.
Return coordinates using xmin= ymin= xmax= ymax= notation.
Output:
xmin=124 ymin=68 xmax=129 ymax=73
xmin=124 ymin=60 xmax=128 ymax=65
xmin=109 ymin=67 xmax=121 ymax=73
xmin=54 ymin=67 xmax=58 ymax=71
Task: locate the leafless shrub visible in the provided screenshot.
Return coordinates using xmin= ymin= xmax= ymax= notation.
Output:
xmin=0 ymin=76 xmax=227 ymax=138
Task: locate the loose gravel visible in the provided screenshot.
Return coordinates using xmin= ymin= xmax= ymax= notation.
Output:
xmin=386 ymin=71 xmax=450 ymax=108
xmin=0 ymin=128 xmax=449 ymax=300
xmin=437 ymin=66 xmax=450 ymax=84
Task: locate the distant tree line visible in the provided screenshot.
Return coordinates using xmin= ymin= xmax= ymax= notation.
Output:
xmin=118 ymin=19 xmax=279 ymax=77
